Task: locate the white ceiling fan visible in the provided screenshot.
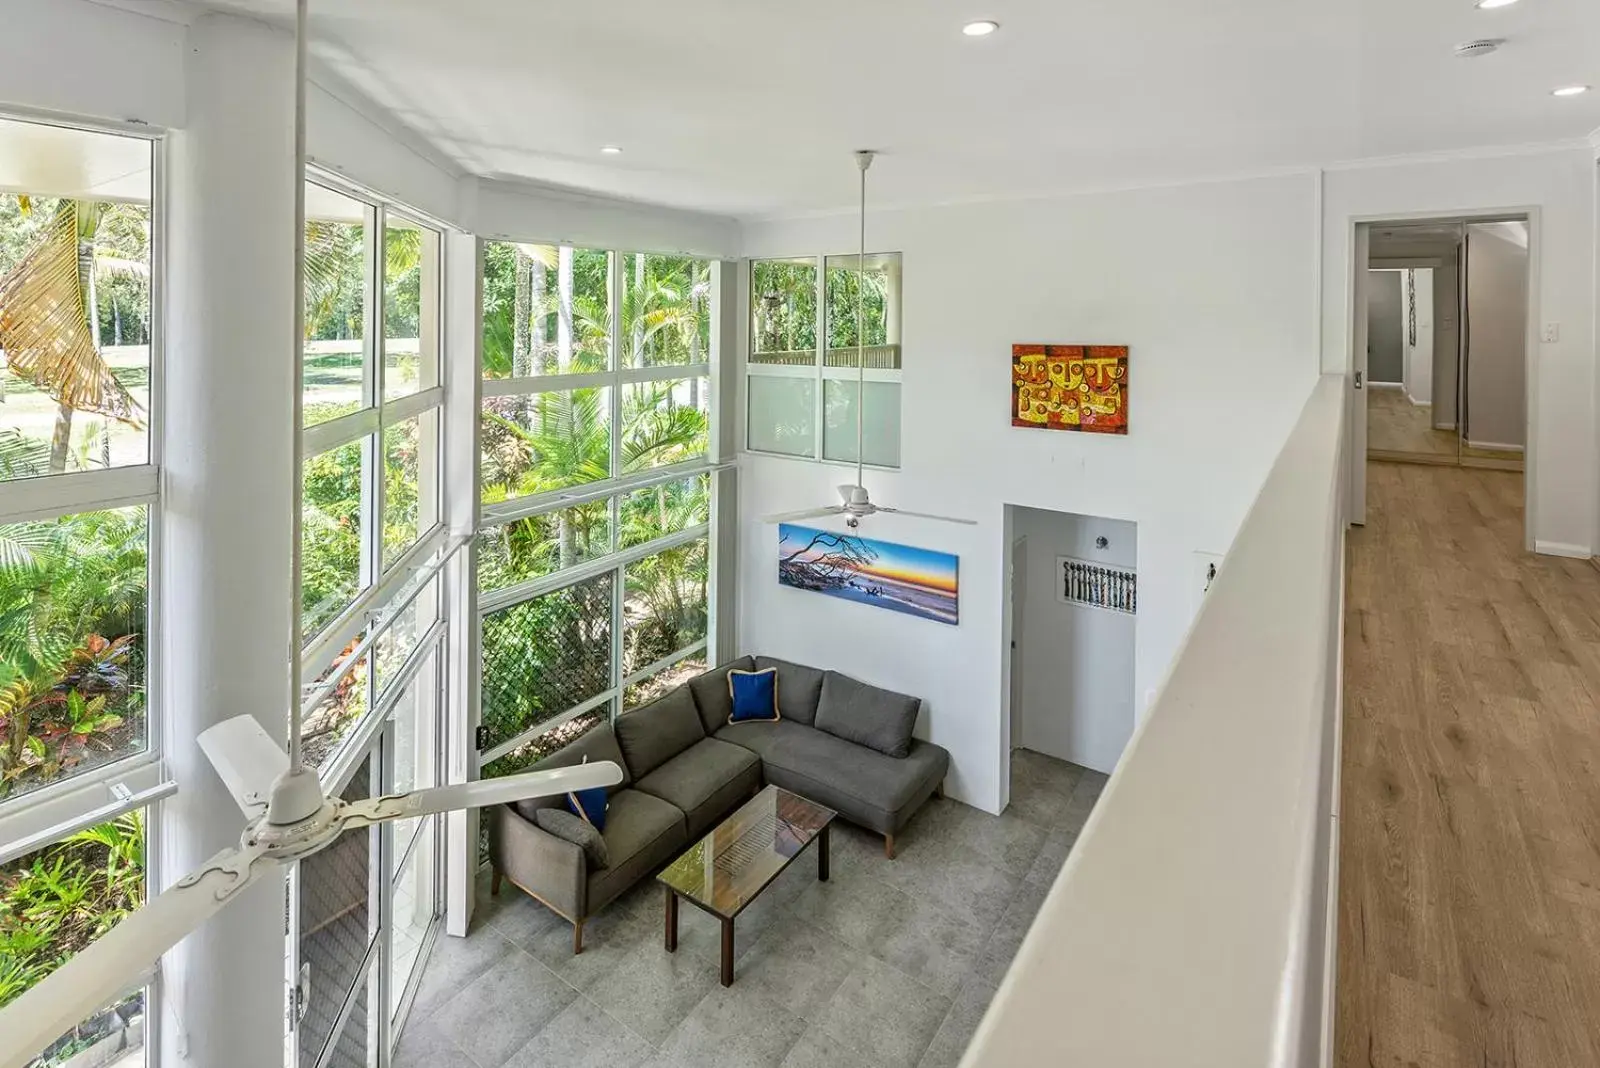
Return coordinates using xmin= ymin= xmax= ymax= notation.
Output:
xmin=0 ymin=5 xmax=622 ymax=1066
xmin=760 ymin=151 xmax=974 ymax=531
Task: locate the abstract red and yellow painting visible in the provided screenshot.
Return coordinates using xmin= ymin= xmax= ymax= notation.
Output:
xmin=1011 ymin=344 xmax=1129 ymax=434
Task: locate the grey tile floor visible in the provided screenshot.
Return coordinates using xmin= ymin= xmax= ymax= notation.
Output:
xmin=396 ymin=749 xmax=1105 ymax=1068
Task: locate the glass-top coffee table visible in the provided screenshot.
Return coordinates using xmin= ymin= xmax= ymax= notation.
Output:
xmin=657 ymin=785 xmax=835 ymax=986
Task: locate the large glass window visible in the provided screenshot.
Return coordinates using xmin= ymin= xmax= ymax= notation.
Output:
xmin=0 ymin=117 xmax=160 ymax=821
xmin=476 ymin=243 xmax=719 ymax=781
xmin=747 ymin=252 xmax=902 ymax=468
xmin=291 ymin=175 xmax=447 ymax=1062
xmin=0 ymin=123 xmax=152 ymax=480
xmin=299 ymin=178 xmax=443 ymax=649
xmin=1 ymin=812 xmax=148 ymax=1067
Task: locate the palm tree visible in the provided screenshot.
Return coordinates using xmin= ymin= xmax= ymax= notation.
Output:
xmin=0 ymin=201 xmax=143 ymax=474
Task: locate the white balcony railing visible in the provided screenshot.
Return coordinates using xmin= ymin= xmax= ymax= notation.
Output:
xmin=964 ymin=374 xmax=1348 ymax=1068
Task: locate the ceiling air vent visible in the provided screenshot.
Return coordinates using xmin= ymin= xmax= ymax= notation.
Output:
xmin=1454 ymin=38 xmax=1505 ymax=58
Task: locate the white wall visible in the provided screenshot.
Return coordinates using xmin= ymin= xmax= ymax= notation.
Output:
xmin=0 ymin=0 xmax=187 ymax=129
xmin=1010 ymin=508 xmax=1136 ymax=775
xmin=1464 ymin=222 xmax=1529 ymax=450
xmin=739 ymin=173 xmax=1320 ymax=813
xmin=1322 ymin=148 xmax=1598 ymax=554
xmin=475 ymin=178 xmax=741 ymax=258
xmin=1404 ymin=269 xmax=1435 ymax=405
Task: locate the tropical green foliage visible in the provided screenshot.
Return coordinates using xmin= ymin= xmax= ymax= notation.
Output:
xmin=752 ymin=259 xmax=817 ymax=355
xmin=0 ymin=812 xmax=144 ymax=1011
xmin=0 ymin=510 xmax=146 ymax=798
xmin=476 ymin=246 xmax=715 ymax=757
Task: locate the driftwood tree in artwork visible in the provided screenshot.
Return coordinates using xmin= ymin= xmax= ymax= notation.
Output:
xmin=779 ymin=530 xmax=878 ymax=591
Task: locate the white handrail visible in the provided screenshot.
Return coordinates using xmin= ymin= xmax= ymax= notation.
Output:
xmin=964 ymin=374 xmax=1347 ymax=1068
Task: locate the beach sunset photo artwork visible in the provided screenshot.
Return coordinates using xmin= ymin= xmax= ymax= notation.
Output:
xmin=777 ymin=523 xmax=959 ymax=626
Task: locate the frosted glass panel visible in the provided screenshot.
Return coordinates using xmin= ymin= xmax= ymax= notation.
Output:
xmin=824 ymin=380 xmax=900 ymax=468
xmin=748 ymin=377 xmax=815 ymax=457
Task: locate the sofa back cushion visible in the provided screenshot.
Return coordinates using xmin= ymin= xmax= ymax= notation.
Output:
xmin=615 ymin=685 xmax=705 ymax=779
xmin=687 ymin=656 xmax=755 ymax=735
xmin=754 ymin=656 xmax=825 ymax=726
xmin=513 ymin=722 xmax=631 ymax=820
xmin=814 ymin=671 xmax=921 ymax=758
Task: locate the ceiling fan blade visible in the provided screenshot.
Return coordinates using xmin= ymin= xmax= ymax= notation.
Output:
xmin=875 ymin=506 xmax=979 ymax=526
xmin=198 ymin=714 xmax=289 ymax=818
xmin=761 ymin=505 xmax=845 ymax=524
xmin=337 ymin=760 xmax=625 ymax=828
xmin=0 ymin=842 xmax=272 ymax=1068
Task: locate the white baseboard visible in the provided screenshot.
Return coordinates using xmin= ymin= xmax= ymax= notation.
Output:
xmin=1406 ymin=393 xmax=1431 ymax=407
xmin=1433 ymin=421 xmax=1457 ymax=431
xmin=1465 ymin=439 xmax=1524 ymax=454
xmin=1535 ymin=541 xmax=1592 ymax=560
xmin=1368 ymin=381 xmax=1404 ymax=389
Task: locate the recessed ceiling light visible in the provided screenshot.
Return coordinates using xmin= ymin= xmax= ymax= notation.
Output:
xmin=600 ymin=145 xmax=623 ymax=154
xmin=1475 ymin=0 xmax=1519 ymax=9
xmin=1552 ymin=85 xmax=1591 ymax=97
xmin=962 ymin=20 xmax=999 ymax=36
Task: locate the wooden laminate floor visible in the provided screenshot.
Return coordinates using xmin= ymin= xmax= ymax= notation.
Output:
xmin=1366 ymin=387 xmax=1524 ymax=467
xmin=1337 ymin=462 xmax=1600 ymax=1067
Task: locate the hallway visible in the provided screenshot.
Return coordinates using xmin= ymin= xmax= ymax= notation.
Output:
xmin=1337 ymin=462 xmax=1600 ymax=1066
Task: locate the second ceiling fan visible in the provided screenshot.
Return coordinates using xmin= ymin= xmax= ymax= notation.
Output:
xmin=762 ymin=151 xmax=974 ymax=531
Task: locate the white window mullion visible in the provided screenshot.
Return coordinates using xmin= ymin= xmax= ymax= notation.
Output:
xmin=812 ymin=254 xmax=825 ymax=460
xmin=610 ymin=556 xmax=625 ymax=722
xmin=369 ymin=205 xmax=388 ymax=600
xmin=303 ymin=407 xmax=381 ymax=457
xmin=609 ymin=250 xmax=624 ymax=482
xmin=364 ymin=203 xmax=381 ymax=410
xmin=0 ymin=466 xmax=159 ymax=525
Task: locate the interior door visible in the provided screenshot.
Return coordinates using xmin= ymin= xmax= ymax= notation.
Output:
xmin=1351 ymin=224 xmax=1370 ymax=525
xmin=1009 ymin=536 xmax=1027 ymax=751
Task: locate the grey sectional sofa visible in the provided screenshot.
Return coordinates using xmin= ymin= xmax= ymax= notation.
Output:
xmin=487 ymin=655 xmax=950 ymax=952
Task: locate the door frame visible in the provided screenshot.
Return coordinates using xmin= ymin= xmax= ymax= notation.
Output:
xmin=1345 ymin=206 xmax=1540 ymax=552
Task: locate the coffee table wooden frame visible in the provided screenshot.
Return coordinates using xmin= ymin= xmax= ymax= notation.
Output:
xmin=658 ymin=785 xmax=835 ymax=986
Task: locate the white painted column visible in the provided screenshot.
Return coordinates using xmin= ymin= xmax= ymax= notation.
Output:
xmin=442 ymin=230 xmax=482 ymax=937
xmin=160 ymin=14 xmax=294 ymax=1068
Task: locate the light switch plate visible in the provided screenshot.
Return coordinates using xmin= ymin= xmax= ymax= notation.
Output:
xmin=1543 ymin=322 xmax=1561 ymax=343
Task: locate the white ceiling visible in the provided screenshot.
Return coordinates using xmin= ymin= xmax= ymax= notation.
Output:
xmin=182 ymin=0 xmax=1600 ymax=217
xmin=0 ymin=117 xmax=152 ymax=202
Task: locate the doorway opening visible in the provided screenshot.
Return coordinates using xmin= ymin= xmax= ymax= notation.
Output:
xmin=1002 ymin=506 xmax=1136 ymax=778
xmin=1360 ymin=217 xmax=1529 ymax=472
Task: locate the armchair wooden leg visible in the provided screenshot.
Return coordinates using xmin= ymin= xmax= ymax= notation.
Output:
xmin=935 ymin=779 xmax=946 ymax=800
xmin=884 ymin=834 xmax=897 ymax=860
xmin=490 ymin=869 xmax=504 ymax=896
xmin=573 ymin=919 xmax=585 ymax=956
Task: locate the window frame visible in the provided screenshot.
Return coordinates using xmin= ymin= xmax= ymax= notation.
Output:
xmin=473 ymin=240 xmax=720 ymax=772
xmin=744 ymin=252 xmax=903 ymax=469
xmin=287 ymin=171 xmax=452 ymax=1065
xmin=299 ymin=170 xmax=447 ymax=672
xmin=0 ymin=111 xmax=168 ymax=847
xmin=0 ymin=109 xmax=168 ymax=1068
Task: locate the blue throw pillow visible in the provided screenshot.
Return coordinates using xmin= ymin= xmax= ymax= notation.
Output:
xmin=728 ymin=667 xmax=780 ymax=723
xmin=566 ymin=786 xmax=608 ymax=831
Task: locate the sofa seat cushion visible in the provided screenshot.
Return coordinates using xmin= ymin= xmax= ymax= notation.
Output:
xmin=586 ymin=788 xmax=688 ymax=912
xmin=687 ymin=656 xmax=756 ymax=735
xmin=614 ymin=686 xmax=705 ymax=780
xmin=813 ymin=671 xmax=921 ymax=758
xmin=754 ymin=656 xmax=826 ymax=726
xmin=712 ymin=720 xmax=819 ymax=765
xmin=716 ymin=722 xmax=949 ymax=834
xmin=513 ymin=723 xmax=631 ymax=821
xmin=635 ymin=738 xmax=763 ymax=837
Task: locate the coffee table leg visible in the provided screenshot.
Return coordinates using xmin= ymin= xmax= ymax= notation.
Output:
xmin=664 ymin=887 xmax=678 ymax=953
xmin=720 ymin=917 xmax=735 ymax=987
xmin=819 ymin=824 xmax=830 ymax=882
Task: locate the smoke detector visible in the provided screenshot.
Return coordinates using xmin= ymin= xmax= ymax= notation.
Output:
xmin=1455 ymin=38 xmax=1505 ymax=58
